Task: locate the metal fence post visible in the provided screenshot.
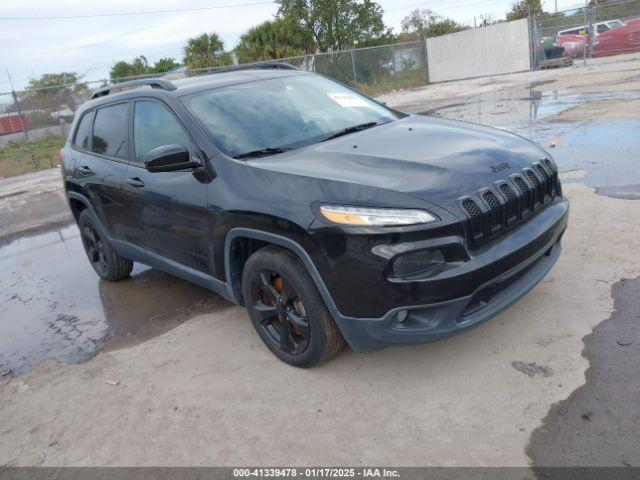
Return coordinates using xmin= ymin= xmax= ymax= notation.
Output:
xmin=583 ymin=1 xmax=589 ymax=66
xmin=528 ymin=14 xmax=534 ymax=70
xmin=423 ymin=32 xmax=430 ymax=83
xmin=6 ymin=68 xmax=37 ymax=170
xmin=587 ymin=6 xmax=595 ymax=59
xmin=350 ymin=47 xmax=358 ymax=89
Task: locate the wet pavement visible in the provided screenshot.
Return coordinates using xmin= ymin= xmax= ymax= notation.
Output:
xmin=0 ymin=225 xmax=230 ymax=375
xmin=421 ymin=84 xmax=640 ymax=199
xmin=419 ymin=86 xmax=640 ymax=133
xmin=553 ymin=119 xmax=640 ymax=199
xmin=527 ymin=277 xmax=640 ymax=470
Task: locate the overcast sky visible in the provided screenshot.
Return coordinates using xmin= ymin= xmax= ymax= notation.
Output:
xmin=0 ymin=0 xmax=584 ymax=91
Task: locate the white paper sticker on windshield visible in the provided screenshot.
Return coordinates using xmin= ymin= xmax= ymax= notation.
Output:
xmin=327 ymin=92 xmax=369 ymax=108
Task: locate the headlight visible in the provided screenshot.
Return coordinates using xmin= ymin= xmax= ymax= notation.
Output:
xmin=319 ymin=204 xmax=437 ymax=226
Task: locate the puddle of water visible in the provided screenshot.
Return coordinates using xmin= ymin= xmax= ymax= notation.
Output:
xmin=420 ymin=86 xmax=640 ymax=144
xmin=551 ymin=119 xmax=640 ymax=198
xmin=417 ymin=85 xmax=640 ymax=198
xmin=0 ymin=225 xmax=231 ymax=375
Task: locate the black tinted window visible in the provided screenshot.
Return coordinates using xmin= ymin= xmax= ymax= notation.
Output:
xmin=73 ymin=111 xmax=93 ymax=150
xmin=134 ymin=101 xmax=191 ymax=162
xmin=92 ymin=103 xmax=129 ymax=160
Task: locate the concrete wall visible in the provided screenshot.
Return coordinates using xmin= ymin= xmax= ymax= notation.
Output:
xmin=427 ymin=19 xmax=531 ymax=83
xmin=0 ymin=123 xmax=70 ymax=147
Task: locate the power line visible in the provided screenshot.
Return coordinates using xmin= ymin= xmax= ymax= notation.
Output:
xmin=0 ymin=1 xmax=276 ymax=21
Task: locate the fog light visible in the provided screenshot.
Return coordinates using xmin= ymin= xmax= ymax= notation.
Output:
xmin=390 ymin=249 xmax=445 ymax=278
xmin=397 ymin=310 xmax=408 ymax=323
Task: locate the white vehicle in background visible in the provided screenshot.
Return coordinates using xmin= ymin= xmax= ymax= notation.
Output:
xmin=557 ymin=19 xmax=626 ymax=38
xmin=50 ymin=104 xmax=74 ymax=121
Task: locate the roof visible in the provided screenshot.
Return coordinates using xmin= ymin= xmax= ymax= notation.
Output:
xmin=78 ymin=64 xmax=307 ymax=114
xmin=172 ymin=67 xmax=307 ymax=94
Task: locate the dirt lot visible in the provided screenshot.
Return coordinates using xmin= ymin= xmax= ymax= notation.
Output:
xmin=1 ymin=54 xmax=639 ymax=468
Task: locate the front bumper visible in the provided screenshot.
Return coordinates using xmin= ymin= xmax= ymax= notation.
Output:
xmin=327 ymin=199 xmax=568 ymax=352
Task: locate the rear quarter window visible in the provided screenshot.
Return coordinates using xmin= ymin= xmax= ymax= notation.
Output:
xmin=73 ymin=111 xmax=94 ymax=150
xmin=91 ymin=103 xmax=130 ymax=160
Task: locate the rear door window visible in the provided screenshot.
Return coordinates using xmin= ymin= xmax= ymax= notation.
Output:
xmin=73 ymin=111 xmax=93 ymax=150
xmin=133 ymin=100 xmax=191 ymax=163
xmin=91 ymin=103 xmax=130 ymax=160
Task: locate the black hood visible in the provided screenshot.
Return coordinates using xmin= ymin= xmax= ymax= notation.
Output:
xmin=251 ymin=115 xmax=550 ymax=211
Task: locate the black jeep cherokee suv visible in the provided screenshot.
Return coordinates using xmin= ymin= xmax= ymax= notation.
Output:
xmin=62 ymin=64 xmax=569 ymax=367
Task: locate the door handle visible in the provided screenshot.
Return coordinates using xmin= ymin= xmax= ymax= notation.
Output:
xmin=126 ymin=177 xmax=145 ymax=188
xmin=78 ymin=165 xmax=94 ymax=176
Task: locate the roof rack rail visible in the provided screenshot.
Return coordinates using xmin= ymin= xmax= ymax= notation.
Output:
xmin=90 ymin=78 xmax=176 ymax=100
xmin=196 ymin=62 xmax=299 ymax=75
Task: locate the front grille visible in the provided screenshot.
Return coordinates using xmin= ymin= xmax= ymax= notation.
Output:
xmin=482 ymin=190 xmax=502 ymax=233
xmin=458 ymin=160 xmax=561 ymax=246
xmin=462 ymin=198 xmax=484 ymax=240
xmin=534 ymin=163 xmax=551 ymax=198
xmin=524 ymin=169 xmax=543 ymax=207
xmin=498 ymin=183 xmax=518 ymax=225
xmin=512 ymin=175 xmax=532 ymax=214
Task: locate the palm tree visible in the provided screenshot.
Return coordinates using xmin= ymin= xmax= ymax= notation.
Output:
xmin=235 ymin=18 xmax=309 ymax=63
xmin=183 ymin=33 xmax=232 ymax=69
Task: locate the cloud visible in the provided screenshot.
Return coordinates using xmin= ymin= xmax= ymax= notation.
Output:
xmin=0 ymin=0 xmax=581 ymax=90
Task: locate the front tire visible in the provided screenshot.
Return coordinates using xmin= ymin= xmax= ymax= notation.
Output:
xmin=242 ymin=246 xmax=346 ymax=367
xmin=78 ymin=210 xmax=133 ymax=281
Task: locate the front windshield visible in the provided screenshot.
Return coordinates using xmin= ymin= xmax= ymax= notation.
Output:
xmin=608 ymin=20 xmax=624 ymax=28
xmin=181 ymin=74 xmax=399 ymax=158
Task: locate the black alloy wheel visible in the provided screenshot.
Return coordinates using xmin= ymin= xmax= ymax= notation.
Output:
xmin=77 ymin=210 xmax=133 ymax=281
xmin=81 ymin=223 xmax=109 ymax=276
xmin=251 ymin=270 xmax=311 ymax=355
xmin=242 ymin=246 xmax=346 ymax=367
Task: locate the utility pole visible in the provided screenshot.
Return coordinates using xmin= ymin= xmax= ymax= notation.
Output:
xmin=6 ymin=67 xmax=37 ymax=169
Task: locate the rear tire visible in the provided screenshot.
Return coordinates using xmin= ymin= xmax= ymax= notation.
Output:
xmin=242 ymin=246 xmax=346 ymax=367
xmin=78 ymin=210 xmax=133 ymax=281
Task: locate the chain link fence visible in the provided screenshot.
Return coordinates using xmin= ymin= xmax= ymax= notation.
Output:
xmin=0 ymin=40 xmax=428 ymax=179
xmin=3 ymin=0 xmax=640 ymax=179
xmin=532 ymin=0 xmax=640 ymax=65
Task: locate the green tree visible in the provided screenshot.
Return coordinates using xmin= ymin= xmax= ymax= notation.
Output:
xmin=235 ymin=18 xmax=309 ymax=63
xmin=478 ymin=13 xmax=502 ymax=27
xmin=183 ymin=32 xmax=232 ymax=69
xmin=506 ymin=0 xmax=544 ymax=21
xmin=276 ymin=0 xmax=387 ymax=52
xmin=401 ymin=8 xmax=431 ymax=38
xmin=588 ymin=0 xmax=640 ymax=22
xmin=27 ymin=72 xmax=82 ymax=95
xmin=152 ymin=57 xmax=180 ymax=73
xmin=401 ymin=9 xmax=469 ymax=38
xmin=429 ymin=17 xmax=469 ymax=37
xmin=6 ymin=72 xmax=85 ymax=124
xmin=110 ymin=55 xmax=152 ymax=81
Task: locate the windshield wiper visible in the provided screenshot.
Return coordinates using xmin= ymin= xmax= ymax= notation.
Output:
xmin=320 ymin=121 xmax=380 ymax=142
xmin=233 ymin=147 xmax=292 ymax=159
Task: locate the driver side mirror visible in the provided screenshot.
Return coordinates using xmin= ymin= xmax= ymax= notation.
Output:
xmin=144 ymin=145 xmax=200 ymax=173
